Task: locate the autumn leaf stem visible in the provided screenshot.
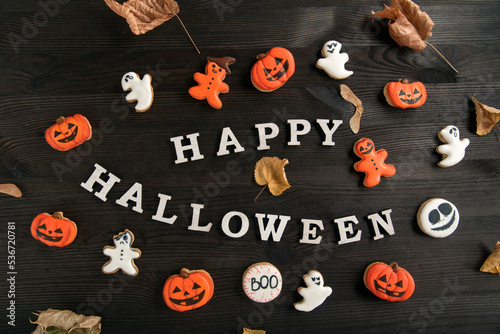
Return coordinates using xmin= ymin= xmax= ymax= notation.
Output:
xmin=254 ymin=185 xmax=268 ymax=203
xmin=175 ymin=14 xmax=200 ymax=54
xmin=425 ymin=41 xmax=459 ymax=74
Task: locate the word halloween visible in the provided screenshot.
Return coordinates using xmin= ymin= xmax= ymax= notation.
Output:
xmin=81 ymin=164 xmax=397 ymax=244
xmin=170 ymin=119 xmax=343 ymax=164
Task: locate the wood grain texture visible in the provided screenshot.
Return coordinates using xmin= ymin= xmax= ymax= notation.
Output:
xmin=1 ymin=0 xmax=500 ymax=333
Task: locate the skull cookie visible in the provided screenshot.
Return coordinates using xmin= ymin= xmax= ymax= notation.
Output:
xmin=417 ymin=198 xmax=460 ymax=238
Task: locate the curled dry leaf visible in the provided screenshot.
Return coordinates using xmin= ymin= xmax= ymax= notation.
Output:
xmin=254 ymin=157 xmax=291 ymax=199
xmin=243 ymin=328 xmax=266 ymax=334
xmin=0 ymin=183 xmax=22 ymax=198
xmin=31 ymin=308 xmax=101 ymax=334
xmin=473 ymin=96 xmax=500 ymax=136
xmin=372 ymin=0 xmax=434 ymax=52
xmin=340 ymin=84 xmax=363 ymax=134
xmin=480 ymin=241 xmax=500 ymax=276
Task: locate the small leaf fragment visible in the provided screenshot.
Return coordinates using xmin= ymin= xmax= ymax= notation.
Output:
xmin=480 ymin=241 xmax=500 ymax=276
xmin=0 ymin=183 xmax=22 ymax=198
xmin=31 ymin=309 xmax=101 ymax=334
xmin=340 ymin=84 xmax=363 ymax=134
xmin=243 ymin=328 xmax=266 ymax=334
xmin=254 ymin=157 xmax=291 ymax=197
xmin=473 ymin=96 xmax=500 ymax=136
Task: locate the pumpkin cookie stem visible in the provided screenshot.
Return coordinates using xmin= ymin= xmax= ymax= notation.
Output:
xmin=52 ymin=212 xmax=64 ymax=219
xmin=390 ymin=262 xmax=399 ymax=273
xmin=425 ymin=41 xmax=459 ymax=74
xmin=175 ymin=14 xmax=200 ymax=54
xmin=180 ymin=268 xmax=190 ymax=278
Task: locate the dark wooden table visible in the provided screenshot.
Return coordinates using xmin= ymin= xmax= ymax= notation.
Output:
xmin=1 ymin=0 xmax=500 ymax=333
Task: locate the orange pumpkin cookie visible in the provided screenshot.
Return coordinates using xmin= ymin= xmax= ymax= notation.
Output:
xmin=364 ymin=262 xmax=415 ymax=302
xmin=31 ymin=212 xmax=77 ymax=247
xmin=45 ymin=114 xmax=92 ymax=151
xmin=163 ymin=268 xmax=214 ymax=312
xmin=188 ymin=56 xmax=235 ymax=109
xmin=353 ymin=138 xmax=396 ymax=187
xmin=383 ymin=79 xmax=427 ymax=109
xmin=251 ymin=47 xmax=295 ymax=92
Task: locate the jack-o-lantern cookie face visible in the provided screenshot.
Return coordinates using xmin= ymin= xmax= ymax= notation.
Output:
xmin=45 ymin=114 xmax=92 ymax=151
xmin=251 ymin=47 xmax=295 ymax=92
xmin=30 ymin=212 xmax=78 ymax=247
xmin=383 ymin=79 xmax=427 ymax=109
xmin=163 ymin=268 xmax=214 ymax=312
xmin=364 ymin=262 xmax=415 ymax=302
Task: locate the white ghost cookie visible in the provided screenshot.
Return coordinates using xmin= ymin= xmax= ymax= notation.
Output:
xmin=294 ymin=270 xmax=332 ymax=312
xmin=121 ymin=72 xmax=154 ymax=112
xmin=316 ymin=40 xmax=353 ymax=80
xmin=436 ymin=125 xmax=470 ymax=168
xmin=417 ymin=198 xmax=460 ymax=238
xmin=102 ymin=229 xmax=141 ymax=276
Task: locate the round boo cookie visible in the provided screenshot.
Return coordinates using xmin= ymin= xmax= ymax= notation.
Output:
xmin=417 ymin=198 xmax=460 ymax=238
xmin=242 ymin=262 xmax=282 ymax=303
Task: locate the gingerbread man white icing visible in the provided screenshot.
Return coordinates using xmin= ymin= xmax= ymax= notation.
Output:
xmin=316 ymin=40 xmax=353 ymax=80
xmin=294 ymin=270 xmax=332 ymax=312
xmin=102 ymin=229 xmax=141 ymax=276
xmin=121 ymin=72 xmax=154 ymax=112
xmin=436 ymin=125 xmax=470 ymax=168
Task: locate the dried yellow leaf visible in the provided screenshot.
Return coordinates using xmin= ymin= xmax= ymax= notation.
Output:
xmin=480 ymin=241 xmax=500 ymax=276
xmin=243 ymin=328 xmax=266 ymax=334
xmin=473 ymin=96 xmax=500 ymax=136
xmin=254 ymin=157 xmax=291 ymax=197
xmin=31 ymin=308 xmax=101 ymax=334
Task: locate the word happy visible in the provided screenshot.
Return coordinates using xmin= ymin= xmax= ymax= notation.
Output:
xmin=81 ymin=164 xmax=396 ymax=245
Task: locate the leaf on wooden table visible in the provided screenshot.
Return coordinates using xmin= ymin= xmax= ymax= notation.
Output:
xmin=480 ymin=241 xmax=500 ymax=276
xmin=371 ymin=0 xmax=434 ymax=52
xmin=254 ymin=157 xmax=291 ymax=199
xmin=0 ymin=183 xmax=22 ymax=198
xmin=340 ymin=84 xmax=364 ymax=134
xmin=473 ymin=96 xmax=500 ymax=136
xmin=31 ymin=309 xmax=101 ymax=334
xmin=243 ymin=328 xmax=266 ymax=334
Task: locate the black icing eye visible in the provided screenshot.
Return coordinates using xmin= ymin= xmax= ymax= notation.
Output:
xmin=399 ymin=90 xmax=405 ymax=96
xmin=450 ymin=129 xmax=454 ymax=134
xmin=54 ymin=228 xmax=63 ymax=233
xmin=429 ymin=209 xmax=440 ymax=224
xmin=438 ymin=203 xmax=453 ymax=216
xmin=379 ymin=275 xmax=387 ymax=283
xmin=173 ymin=286 xmax=181 ymax=293
xmin=367 ymin=142 xmax=372 ymax=147
xmin=193 ymin=283 xmax=201 ymax=289
xmin=68 ymin=123 xmax=75 ymax=129
xmin=123 ymin=235 xmax=128 ymax=241
xmin=54 ymin=131 xmax=62 ymax=137
xmin=360 ymin=146 xmax=365 ymax=151
xmin=212 ymin=64 xmax=216 ymax=68
xmin=218 ymin=68 xmax=222 ymax=72
xmin=38 ymin=224 xmax=47 ymax=230
xmin=395 ymin=280 xmax=404 ymax=288
xmin=413 ymin=88 xmax=419 ymax=94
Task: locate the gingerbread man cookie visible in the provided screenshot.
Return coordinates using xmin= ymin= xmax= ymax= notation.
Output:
xmin=316 ymin=40 xmax=353 ymax=80
xmin=188 ymin=56 xmax=235 ymax=109
xmin=102 ymin=229 xmax=141 ymax=276
xmin=436 ymin=125 xmax=470 ymax=168
xmin=121 ymin=72 xmax=154 ymax=112
xmin=353 ymin=138 xmax=396 ymax=187
xmin=294 ymin=270 xmax=332 ymax=312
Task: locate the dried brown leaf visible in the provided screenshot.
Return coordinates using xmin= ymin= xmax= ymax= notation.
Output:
xmin=480 ymin=241 xmax=500 ymax=276
xmin=473 ymin=96 xmax=500 ymax=136
xmin=0 ymin=183 xmax=22 ymax=198
xmin=254 ymin=157 xmax=291 ymax=197
xmin=340 ymin=84 xmax=363 ymax=134
xmin=31 ymin=309 xmax=101 ymax=334
xmin=372 ymin=0 xmax=434 ymax=51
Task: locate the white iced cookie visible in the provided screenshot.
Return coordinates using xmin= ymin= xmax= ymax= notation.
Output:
xmin=316 ymin=40 xmax=353 ymax=80
xmin=417 ymin=198 xmax=459 ymax=238
xmin=294 ymin=270 xmax=332 ymax=312
xmin=436 ymin=125 xmax=470 ymax=168
xmin=242 ymin=262 xmax=282 ymax=303
xmin=121 ymin=72 xmax=154 ymax=112
xmin=102 ymin=229 xmax=141 ymax=276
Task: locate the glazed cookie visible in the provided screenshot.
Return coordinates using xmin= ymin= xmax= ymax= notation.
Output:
xmin=188 ymin=56 xmax=235 ymax=109
xmin=353 ymin=138 xmax=396 ymax=187
xmin=383 ymin=79 xmax=427 ymax=109
xmin=163 ymin=268 xmax=214 ymax=312
xmin=294 ymin=270 xmax=332 ymax=312
xmin=364 ymin=262 xmax=415 ymax=302
xmin=436 ymin=125 xmax=470 ymax=168
xmin=102 ymin=229 xmax=141 ymax=276
xmin=45 ymin=114 xmax=92 ymax=151
xmin=242 ymin=262 xmax=282 ymax=303
xmin=251 ymin=47 xmax=295 ymax=92
xmin=316 ymin=40 xmax=353 ymax=80
xmin=31 ymin=212 xmax=77 ymax=247
xmin=121 ymin=72 xmax=154 ymax=112
xmin=417 ymin=198 xmax=459 ymax=238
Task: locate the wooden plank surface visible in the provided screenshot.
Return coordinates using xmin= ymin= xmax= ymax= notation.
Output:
xmin=1 ymin=0 xmax=500 ymax=333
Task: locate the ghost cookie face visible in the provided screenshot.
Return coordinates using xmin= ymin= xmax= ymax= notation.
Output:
xmin=242 ymin=262 xmax=282 ymax=303
xmin=417 ymin=198 xmax=459 ymax=238
xmin=294 ymin=270 xmax=332 ymax=312
xmin=436 ymin=125 xmax=470 ymax=168
xmin=102 ymin=229 xmax=141 ymax=276
xmin=121 ymin=72 xmax=154 ymax=112
xmin=316 ymin=40 xmax=353 ymax=80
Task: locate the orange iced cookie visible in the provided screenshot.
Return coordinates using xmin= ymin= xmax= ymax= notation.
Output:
xmin=353 ymin=138 xmax=396 ymax=187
